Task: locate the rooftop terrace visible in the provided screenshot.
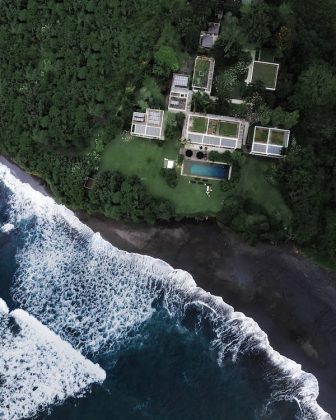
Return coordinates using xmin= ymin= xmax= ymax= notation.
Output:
xmin=251 ymin=61 xmax=279 ymax=90
xmin=192 ymin=56 xmax=215 ymax=95
xmin=186 ymin=113 xmax=246 ymax=150
xmin=131 ymin=108 xmax=165 ymax=140
xmin=251 ymin=126 xmax=290 ymax=157
xmin=168 ymin=74 xmax=191 ymax=113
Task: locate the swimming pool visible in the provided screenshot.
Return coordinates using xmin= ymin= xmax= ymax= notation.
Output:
xmin=183 ymin=161 xmax=231 ymax=180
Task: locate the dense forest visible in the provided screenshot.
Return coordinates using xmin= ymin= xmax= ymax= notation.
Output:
xmin=0 ymin=0 xmax=335 ymax=263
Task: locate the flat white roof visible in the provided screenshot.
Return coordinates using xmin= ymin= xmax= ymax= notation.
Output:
xmin=163 ymin=158 xmax=175 ymax=169
xmin=131 ymin=108 xmax=164 ymax=140
xmin=172 ymin=74 xmax=189 ymax=90
xmin=251 ymin=126 xmax=290 ymax=157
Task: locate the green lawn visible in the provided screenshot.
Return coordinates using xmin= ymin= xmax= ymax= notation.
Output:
xmin=252 ymin=61 xmax=278 ymax=89
xmin=193 ymin=58 xmax=210 ymax=88
xmin=237 ymin=157 xmax=292 ymax=225
xmin=101 ymin=133 xmax=224 ymax=215
xmin=100 ymin=134 xmax=290 ymax=222
xmin=219 ymin=121 xmax=239 ymax=137
xmin=190 ymin=116 xmax=208 ymax=133
xmin=270 ymin=130 xmax=285 ymax=146
xmin=254 ymin=127 xmax=269 ymax=143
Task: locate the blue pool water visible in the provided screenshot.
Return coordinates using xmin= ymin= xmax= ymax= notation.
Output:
xmin=190 ymin=163 xmax=230 ymax=179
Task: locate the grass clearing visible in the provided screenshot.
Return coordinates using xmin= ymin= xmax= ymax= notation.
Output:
xmin=252 ymin=61 xmax=278 ymax=89
xmin=101 ymin=133 xmax=224 ymax=215
xmin=237 ymin=156 xmax=292 ymax=225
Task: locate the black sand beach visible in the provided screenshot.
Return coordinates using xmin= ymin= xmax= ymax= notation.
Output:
xmin=1 ymin=156 xmax=336 ymax=417
xmin=80 ymin=215 xmax=336 ymax=417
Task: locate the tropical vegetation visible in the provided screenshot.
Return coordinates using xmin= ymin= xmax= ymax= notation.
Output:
xmin=0 ymin=0 xmax=335 ymax=263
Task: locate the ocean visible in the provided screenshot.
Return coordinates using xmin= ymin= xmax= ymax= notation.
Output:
xmin=0 ymin=162 xmax=331 ymax=420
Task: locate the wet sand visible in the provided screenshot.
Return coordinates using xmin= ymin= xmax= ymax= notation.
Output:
xmin=1 ymin=156 xmax=336 ymax=417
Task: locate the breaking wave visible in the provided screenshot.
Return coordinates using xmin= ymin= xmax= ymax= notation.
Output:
xmin=0 ymin=297 xmax=105 ymax=420
xmin=0 ymin=223 xmax=14 ymax=233
xmin=0 ymin=162 xmax=331 ymax=420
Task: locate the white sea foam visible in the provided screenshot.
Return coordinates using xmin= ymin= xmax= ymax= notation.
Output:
xmin=0 ymin=297 xmax=105 ymax=420
xmin=0 ymin=162 xmax=331 ymax=419
xmin=0 ymin=223 xmax=14 ymax=233
xmin=0 ymin=298 xmax=9 ymax=314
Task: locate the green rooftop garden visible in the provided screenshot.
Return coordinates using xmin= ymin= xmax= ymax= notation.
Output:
xmin=254 ymin=127 xmax=269 ymax=143
xmin=193 ymin=58 xmax=210 ymax=88
xmin=219 ymin=121 xmax=239 ymax=137
xmin=270 ymin=130 xmax=286 ymax=146
xmin=190 ymin=116 xmax=207 ymax=133
xmin=252 ymin=61 xmax=278 ymax=89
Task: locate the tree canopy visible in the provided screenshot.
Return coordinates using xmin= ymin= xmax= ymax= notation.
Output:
xmin=0 ymin=0 xmax=335 ymax=264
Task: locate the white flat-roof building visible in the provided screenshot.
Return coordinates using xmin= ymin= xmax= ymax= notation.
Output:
xmin=251 ymin=126 xmax=290 ymax=157
xmin=168 ymin=74 xmax=191 ymax=113
xmin=246 ymin=60 xmax=279 ymax=91
xmin=185 ymin=112 xmax=247 ymax=150
xmin=192 ymin=56 xmax=215 ymax=96
xmin=131 ymin=108 xmax=165 ymax=140
xmin=163 ymin=158 xmax=175 ymax=169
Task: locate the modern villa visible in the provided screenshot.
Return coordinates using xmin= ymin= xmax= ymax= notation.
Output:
xmin=185 ymin=112 xmax=247 ymax=150
xmin=251 ymin=126 xmax=290 ymax=157
xmin=168 ymin=74 xmax=192 ymax=113
xmin=127 ymin=28 xmax=288 ymax=190
xmin=131 ymin=108 xmax=165 ymax=140
xmin=192 ymin=56 xmax=215 ymax=96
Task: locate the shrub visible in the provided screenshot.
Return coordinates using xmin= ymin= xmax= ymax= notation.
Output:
xmin=208 ymin=150 xmax=233 ymax=163
xmin=160 ymin=168 xmax=178 ymax=188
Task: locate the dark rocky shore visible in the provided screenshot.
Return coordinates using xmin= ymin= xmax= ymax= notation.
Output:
xmin=1 ymin=156 xmax=335 ymax=417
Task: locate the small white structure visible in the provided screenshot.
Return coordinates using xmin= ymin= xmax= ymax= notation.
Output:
xmin=163 ymin=158 xmax=175 ymax=169
xmin=199 ymin=22 xmax=220 ymax=49
xmin=192 ymin=56 xmax=215 ymax=96
xmin=131 ymin=108 xmax=165 ymax=140
xmin=185 ymin=112 xmax=247 ymax=150
xmin=251 ymin=126 xmax=290 ymax=157
xmin=168 ymin=74 xmax=191 ymax=113
xmin=244 ymin=50 xmax=256 ymax=84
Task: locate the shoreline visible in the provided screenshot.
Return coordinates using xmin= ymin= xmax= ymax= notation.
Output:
xmin=1 ymin=156 xmax=336 ymax=417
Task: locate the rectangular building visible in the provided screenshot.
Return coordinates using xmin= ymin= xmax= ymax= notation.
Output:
xmin=251 ymin=126 xmax=290 ymax=157
xmin=199 ymin=22 xmax=220 ymax=49
xmin=131 ymin=109 xmax=165 ymax=140
xmin=192 ymin=56 xmax=215 ymax=96
xmin=185 ymin=113 xmax=246 ymax=150
xmin=250 ymin=61 xmax=279 ymax=90
xmin=168 ymin=74 xmax=191 ymax=113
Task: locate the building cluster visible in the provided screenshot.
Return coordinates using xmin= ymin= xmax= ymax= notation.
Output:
xmin=129 ymin=13 xmax=291 ymax=182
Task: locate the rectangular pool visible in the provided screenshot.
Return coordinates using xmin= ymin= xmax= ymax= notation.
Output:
xmin=182 ymin=161 xmax=231 ymax=180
